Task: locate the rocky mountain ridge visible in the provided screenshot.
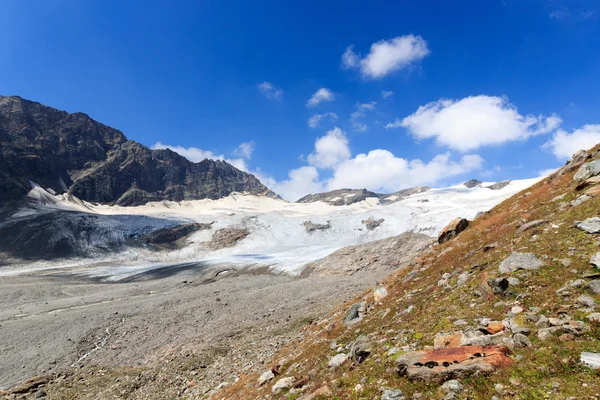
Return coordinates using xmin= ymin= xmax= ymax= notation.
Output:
xmin=0 ymin=95 xmax=277 ymax=207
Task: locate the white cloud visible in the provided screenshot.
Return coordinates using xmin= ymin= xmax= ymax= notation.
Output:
xmin=342 ymin=35 xmax=430 ymax=79
xmin=257 ymin=81 xmax=283 ymax=101
xmin=327 ymin=152 xmax=483 ymax=193
xmin=306 ymin=88 xmax=335 ymax=108
xmin=392 ymin=95 xmax=562 ymax=151
xmin=544 ymin=124 xmax=600 ymax=159
xmin=350 ymin=101 xmax=377 ymax=132
xmin=308 ymin=112 xmax=338 ymax=128
xmin=307 ymin=127 xmax=351 ymax=169
xmin=262 ymin=166 xmax=325 ymax=202
xmin=152 ymin=142 xmax=248 ymax=172
xmin=233 ymin=141 xmax=255 ymax=159
xmin=263 ymin=130 xmax=484 ymax=201
xmin=382 ymin=90 xmax=394 ymax=99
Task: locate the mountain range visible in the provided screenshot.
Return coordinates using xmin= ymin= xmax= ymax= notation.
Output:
xmin=0 ymin=96 xmax=277 ymax=207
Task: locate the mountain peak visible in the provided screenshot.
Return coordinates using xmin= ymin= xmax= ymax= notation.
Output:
xmin=0 ymin=96 xmax=277 ymax=205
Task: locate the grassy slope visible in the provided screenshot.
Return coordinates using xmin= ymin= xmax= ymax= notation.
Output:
xmin=218 ymin=149 xmax=600 ymax=400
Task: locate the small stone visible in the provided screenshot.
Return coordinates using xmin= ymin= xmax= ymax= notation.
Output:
xmin=453 ymin=319 xmax=468 ymax=326
xmin=258 ymin=370 xmax=275 ymax=385
xmin=387 ymin=347 xmax=400 ymax=356
xmin=587 ymin=280 xmax=600 ymax=294
xmin=381 ymin=388 xmax=405 ymax=400
xmin=495 ymin=383 xmax=505 ymax=391
xmin=441 ymin=379 xmax=463 ymax=393
xmin=574 ymin=159 xmax=600 ymax=181
xmin=561 ymin=258 xmax=572 ymax=267
xmin=328 ymin=353 xmax=348 ymax=368
xmin=577 ymin=295 xmax=597 ymax=309
xmin=577 ymin=219 xmax=600 ymax=234
xmin=513 ymin=333 xmax=532 ymax=347
xmin=508 ymin=277 xmax=520 ymax=286
xmin=586 ymin=313 xmax=600 ymax=323
xmin=509 ymin=377 xmax=521 ymax=386
xmin=511 ymin=306 xmax=524 ymax=315
xmin=272 ymin=377 xmax=295 ymax=394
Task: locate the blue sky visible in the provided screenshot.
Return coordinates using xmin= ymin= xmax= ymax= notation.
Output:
xmin=2 ymin=0 xmax=600 ymax=200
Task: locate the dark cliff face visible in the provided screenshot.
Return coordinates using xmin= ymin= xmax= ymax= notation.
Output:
xmin=0 ymin=96 xmax=277 ymax=206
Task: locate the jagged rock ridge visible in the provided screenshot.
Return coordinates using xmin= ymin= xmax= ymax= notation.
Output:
xmin=0 ymin=95 xmax=277 ymax=206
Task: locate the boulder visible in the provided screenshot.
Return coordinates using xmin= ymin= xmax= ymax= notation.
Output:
xmin=258 ymin=370 xmax=275 ymax=385
xmin=438 ymin=218 xmax=469 ymax=244
xmin=374 ymin=285 xmax=389 ymax=302
xmin=498 ymin=252 xmax=543 ymax=273
xmin=487 ymin=278 xmax=509 ymax=294
xmin=328 ymin=353 xmax=349 ymax=368
xmin=302 ymin=220 xmax=331 ymax=233
xmin=516 ymin=219 xmax=548 ymax=234
xmin=396 ymin=345 xmax=513 ymax=382
xmin=574 ymin=159 xmax=600 ymax=181
xmin=351 ymin=335 xmax=373 ymax=362
xmin=463 ymin=179 xmax=482 ymax=188
xmin=487 ymin=181 xmax=511 ymax=190
xmin=587 ymin=280 xmax=600 ymax=294
xmin=381 ymin=388 xmax=405 ymax=400
xmin=576 ymin=218 xmax=600 ymax=234
xmin=272 ymin=377 xmax=295 ymax=394
xmin=362 ymin=217 xmax=384 ymax=230
xmin=591 ymin=253 xmax=600 ymax=268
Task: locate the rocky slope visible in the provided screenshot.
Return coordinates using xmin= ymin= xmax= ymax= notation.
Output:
xmin=0 ymin=96 xmax=276 ymax=207
xmin=297 ymin=187 xmax=433 ymax=206
xmin=214 ymin=146 xmax=600 ymax=399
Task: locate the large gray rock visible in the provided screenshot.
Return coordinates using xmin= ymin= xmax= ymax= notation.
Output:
xmin=591 ymin=252 xmax=600 ymax=267
xmin=574 ymin=159 xmax=600 ymax=181
xmin=463 ymin=179 xmax=482 ymax=188
xmin=438 ymin=218 xmax=469 ymax=244
xmin=498 ymin=252 xmax=543 ymax=273
xmin=587 ymin=280 xmax=600 ymax=294
xmin=487 ymin=180 xmax=511 ymax=190
xmin=576 ymin=218 xmax=600 ymax=234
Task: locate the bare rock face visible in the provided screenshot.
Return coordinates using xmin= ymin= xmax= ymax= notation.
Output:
xmin=438 ymin=218 xmax=469 ymax=244
xmin=0 ymin=96 xmax=277 ymax=207
xmin=396 ymin=345 xmax=513 ymax=382
xmin=139 ymin=222 xmax=213 ymax=250
xmin=362 ymin=217 xmax=384 ymax=230
xmin=302 ymin=220 xmax=331 ymax=233
xmin=207 ymin=227 xmax=249 ymax=250
xmin=463 ymin=179 xmax=482 ymax=188
xmin=486 ymin=180 xmax=511 ymax=190
xmin=302 ymin=232 xmax=433 ymax=276
xmin=296 ymin=186 xmax=431 ymax=206
xmin=297 ymin=189 xmax=378 ymax=206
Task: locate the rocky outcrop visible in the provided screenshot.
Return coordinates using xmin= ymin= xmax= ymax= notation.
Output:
xmin=139 ymin=222 xmax=213 ymax=250
xmin=396 ymin=345 xmax=513 ymax=382
xmin=296 ymin=186 xmax=431 ymax=206
xmin=302 ymin=232 xmax=433 ymax=276
xmin=297 ymin=189 xmax=378 ymax=206
xmin=438 ymin=218 xmax=469 ymax=244
xmin=206 ymin=227 xmax=249 ymax=250
xmin=0 ymin=96 xmax=277 ymax=207
xmin=486 ymin=180 xmax=511 ymax=190
xmin=463 ymin=179 xmax=482 ymax=188
xmin=302 ymin=220 xmax=331 ymax=233
xmin=362 ymin=217 xmax=384 ymax=230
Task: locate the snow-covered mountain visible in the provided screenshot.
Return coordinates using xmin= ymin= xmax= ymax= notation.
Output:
xmin=0 ymin=178 xmax=540 ymax=279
